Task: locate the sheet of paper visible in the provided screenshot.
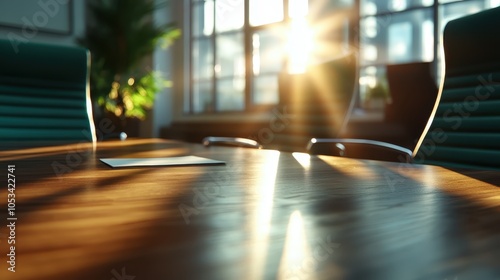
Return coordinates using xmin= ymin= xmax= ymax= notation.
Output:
xmin=100 ymin=156 xmax=225 ymax=168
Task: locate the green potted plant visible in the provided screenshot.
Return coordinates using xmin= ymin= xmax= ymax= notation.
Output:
xmin=78 ymin=0 xmax=180 ymax=137
xmin=365 ymin=80 xmax=390 ymax=110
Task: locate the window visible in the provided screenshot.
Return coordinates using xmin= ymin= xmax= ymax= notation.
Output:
xmin=187 ymin=0 xmax=500 ymax=115
xmin=359 ymin=0 xmax=500 ymax=105
xmin=188 ymin=0 xmax=355 ymax=114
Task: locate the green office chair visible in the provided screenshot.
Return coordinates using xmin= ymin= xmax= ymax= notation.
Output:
xmin=308 ymin=6 xmax=500 ymax=170
xmin=0 ymin=40 xmax=95 ymax=150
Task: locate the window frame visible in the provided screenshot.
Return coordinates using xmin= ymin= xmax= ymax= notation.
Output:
xmin=358 ymin=0 xmax=500 ymax=105
xmin=184 ymin=0 xmax=499 ymax=116
xmin=188 ymin=0 xmax=293 ymax=115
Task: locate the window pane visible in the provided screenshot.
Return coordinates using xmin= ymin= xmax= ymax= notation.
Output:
xmin=359 ymin=66 xmax=388 ymax=106
xmin=250 ymin=0 xmax=284 ymax=26
xmin=488 ymin=0 xmax=500 ymax=8
xmin=252 ymin=28 xmax=286 ymax=75
xmin=361 ymin=0 xmax=434 ymax=16
xmin=436 ymin=1 xmax=484 ymax=81
xmin=289 ymin=0 xmax=309 ymax=18
xmin=215 ymin=0 xmax=244 ymax=32
xmin=360 ymin=8 xmax=434 ymax=65
xmin=388 ymin=22 xmax=413 ymax=62
xmin=192 ymin=38 xmax=214 ymax=80
xmin=193 ymin=1 xmax=214 ymax=37
xmin=216 ymin=33 xmax=245 ymax=78
xmin=193 ymin=81 xmax=214 ymax=113
xmin=439 ymin=0 xmax=484 ymax=32
xmin=251 ymin=26 xmax=285 ymax=106
xmin=216 ymin=78 xmax=245 ymax=111
xmin=439 ymin=0 xmax=466 ymax=3
xmin=310 ymin=0 xmax=355 ymax=18
xmin=287 ymin=18 xmax=314 ymax=73
xmin=253 ymin=75 xmax=279 ymax=105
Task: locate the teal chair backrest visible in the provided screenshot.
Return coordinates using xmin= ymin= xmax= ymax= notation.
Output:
xmin=414 ymin=6 xmax=500 ymax=169
xmin=0 ymin=39 xmax=95 ymax=150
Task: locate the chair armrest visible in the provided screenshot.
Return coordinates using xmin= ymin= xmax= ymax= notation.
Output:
xmin=202 ymin=136 xmax=262 ymax=149
xmin=307 ymin=138 xmax=412 ymax=163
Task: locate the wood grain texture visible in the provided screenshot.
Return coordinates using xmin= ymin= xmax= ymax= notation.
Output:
xmin=0 ymin=138 xmax=499 ymax=280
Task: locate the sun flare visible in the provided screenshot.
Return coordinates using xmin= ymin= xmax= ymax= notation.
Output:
xmin=286 ymin=17 xmax=314 ymax=74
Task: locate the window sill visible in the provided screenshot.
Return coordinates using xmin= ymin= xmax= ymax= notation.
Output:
xmin=174 ymin=111 xmax=275 ymax=123
xmin=348 ymin=108 xmax=385 ymax=122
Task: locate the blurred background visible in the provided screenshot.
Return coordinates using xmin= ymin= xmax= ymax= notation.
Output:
xmin=1 ymin=0 xmax=499 ymax=150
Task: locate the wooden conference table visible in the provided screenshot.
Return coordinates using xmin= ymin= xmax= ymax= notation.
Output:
xmin=1 ymin=138 xmax=500 ymax=280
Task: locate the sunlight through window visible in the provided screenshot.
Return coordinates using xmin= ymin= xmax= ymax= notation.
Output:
xmin=252 ymin=33 xmax=261 ymax=75
xmin=489 ymin=0 xmax=500 ymax=8
xmin=292 ymin=152 xmax=311 ymax=169
xmin=215 ymin=0 xmax=244 ymax=32
xmin=422 ymin=20 xmax=434 ymax=62
xmin=287 ymin=18 xmax=313 ymax=74
xmin=278 ymin=211 xmax=313 ymax=279
xmin=250 ymin=0 xmax=284 ymax=26
xmin=253 ymin=151 xmax=280 ymax=236
xmin=203 ymin=1 xmax=214 ymax=36
xmin=191 ymin=0 xmax=356 ymax=112
xmin=390 ymin=0 xmax=407 ymax=11
xmin=421 ymin=0 xmax=434 ymax=6
xmin=248 ymin=151 xmax=280 ymax=279
xmin=289 ymin=0 xmax=309 ymax=18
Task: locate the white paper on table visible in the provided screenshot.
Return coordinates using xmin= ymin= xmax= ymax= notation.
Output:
xmin=100 ymin=156 xmax=225 ymax=168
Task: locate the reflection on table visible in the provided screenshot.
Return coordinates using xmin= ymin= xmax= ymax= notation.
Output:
xmin=0 ymin=139 xmax=499 ymax=280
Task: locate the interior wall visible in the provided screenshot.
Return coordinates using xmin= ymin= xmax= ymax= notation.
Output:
xmin=144 ymin=0 xmax=177 ymax=138
xmin=0 ymin=0 xmax=177 ymax=139
xmin=132 ymin=0 xmax=180 ymax=138
xmin=0 ymin=0 xmax=85 ymax=46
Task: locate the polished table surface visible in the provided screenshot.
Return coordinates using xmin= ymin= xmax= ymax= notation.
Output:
xmin=1 ymin=138 xmax=500 ymax=280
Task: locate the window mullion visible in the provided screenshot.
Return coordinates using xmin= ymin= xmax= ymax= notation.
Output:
xmin=212 ymin=1 xmax=217 ymax=112
xmin=188 ymin=1 xmax=193 ymax=113
xmin=284 ymin=0 xmax=289 ymax=21
xmin=244 ymin=0 xmax=252 ymax=111
xmin=432 ymin=0 xmax=439 ymax=79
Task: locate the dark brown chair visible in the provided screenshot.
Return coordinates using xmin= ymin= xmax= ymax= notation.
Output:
xmin=308 ymin=6 xmax=500 ymax=170
xmin=204 ymin=52 xmax=358 ymax=152
xmin=318 ymin=61 xmax=439 ymax=159
xmin=263 ymin=52 xmax=358 ymax=152
xmin=385 ymin=62 xmax=438 ymax=147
